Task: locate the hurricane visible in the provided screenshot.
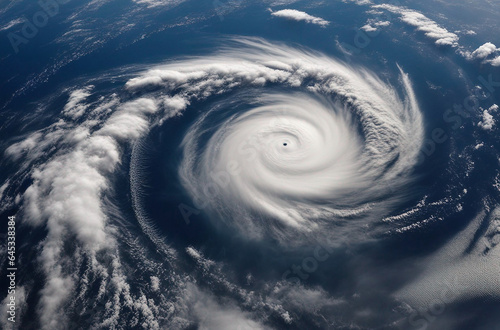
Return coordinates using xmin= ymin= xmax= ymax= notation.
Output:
xmin=1 ymin=1 xmax=500 ymax=329
xmin=176 ymin=39 xmax=423 ymax=242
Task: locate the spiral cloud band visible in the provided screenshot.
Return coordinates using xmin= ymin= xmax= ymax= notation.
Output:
xmin=151 ymin=38 xmax=427 ymax=242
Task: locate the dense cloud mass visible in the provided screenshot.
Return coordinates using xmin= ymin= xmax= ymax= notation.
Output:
xmin=174 ymin=40 xmax=423 ymax=243
xmin=270 ymin=9 xmax=329 ymax=26
xmin=373 ymin=4 xmax=459 ymax=46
